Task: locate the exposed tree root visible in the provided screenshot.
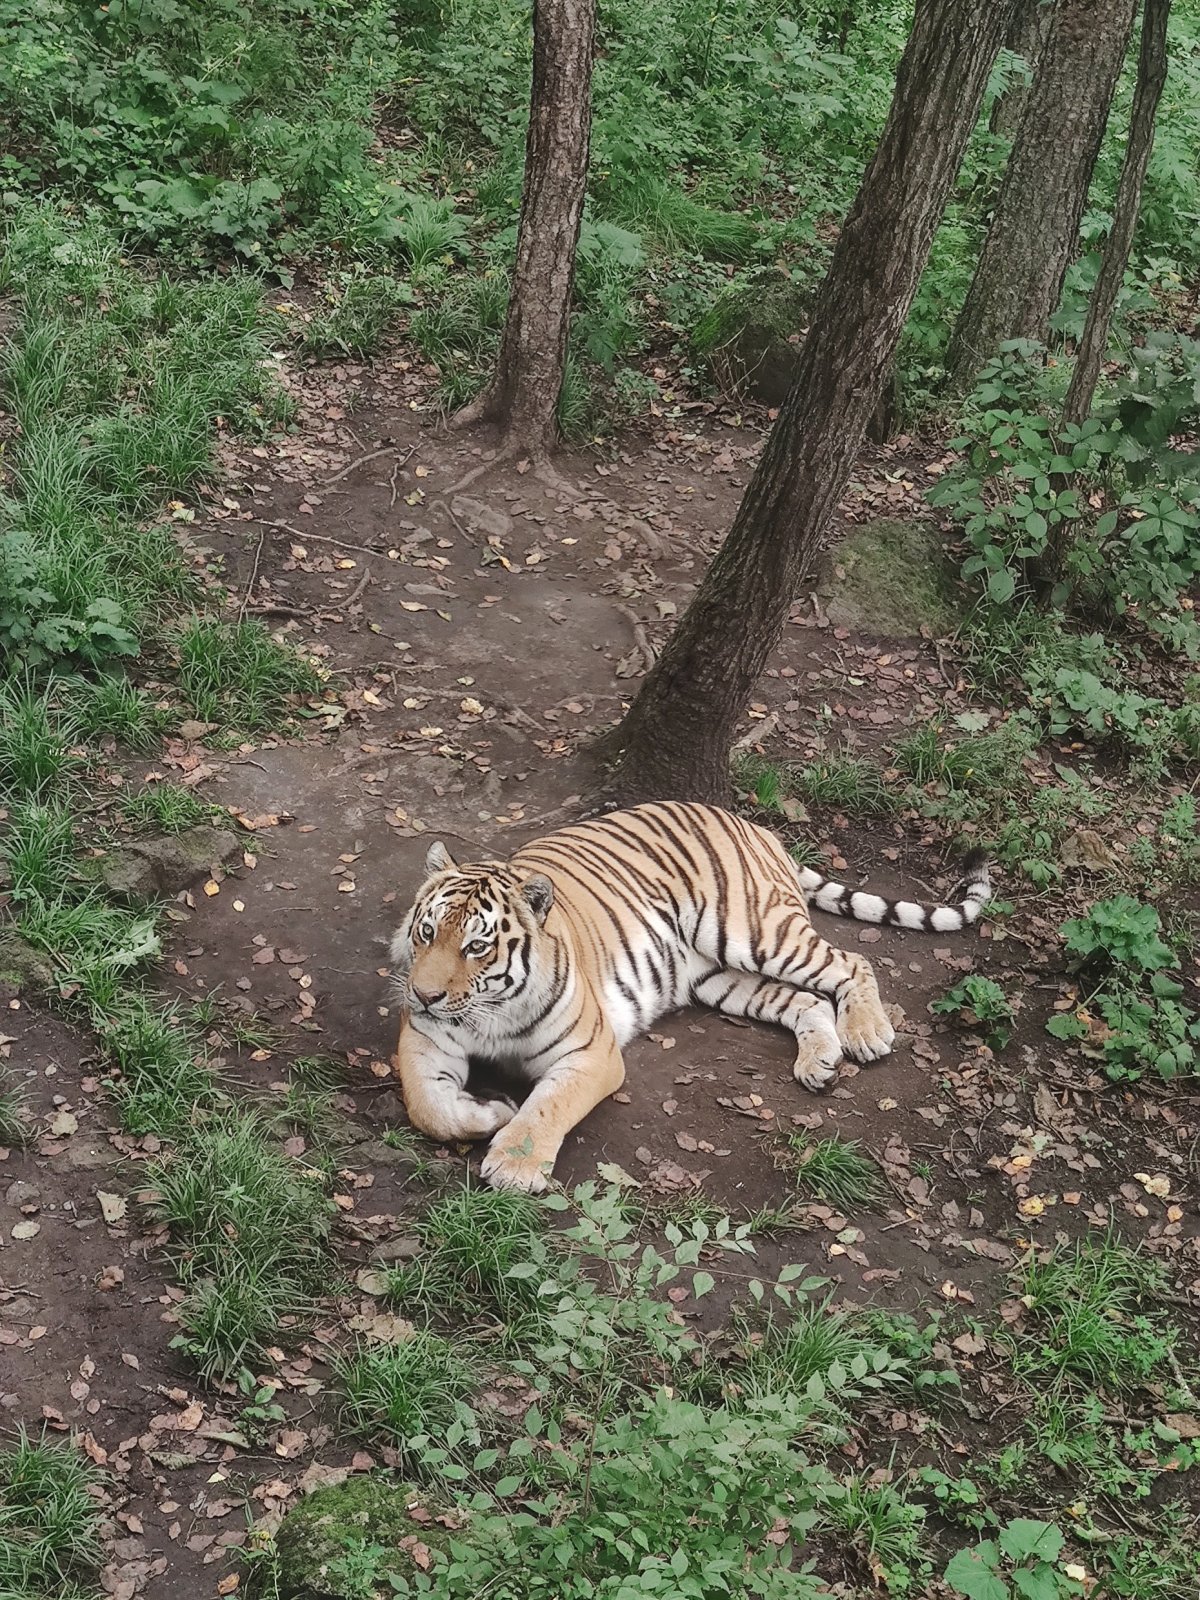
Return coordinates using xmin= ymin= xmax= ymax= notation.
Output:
xmin=446 ymin=436 xmax=580 ymax=500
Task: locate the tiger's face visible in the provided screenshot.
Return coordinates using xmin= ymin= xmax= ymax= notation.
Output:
xmin=390 ymin=841 xmax=555 ymax=1027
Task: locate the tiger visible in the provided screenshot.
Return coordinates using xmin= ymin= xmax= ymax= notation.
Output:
xmin=388 ymin=801 xmax=990 ymax=1193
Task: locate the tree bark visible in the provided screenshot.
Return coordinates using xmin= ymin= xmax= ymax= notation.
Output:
xmin=947 ymin=0 xmax=1138 ymax=394
xmin=452 ymin=0 xmax=594 ymax=460
xmin=1063 ymin=0 xmax=1171 ymax=426
xmin=989 ymin=0 xmax=1055 ymax=140
xmin=598 ymin=0 xmax=1015 ymax=807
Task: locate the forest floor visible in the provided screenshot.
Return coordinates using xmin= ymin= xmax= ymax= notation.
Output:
xmin=2 ymin=335 xmax=1198 ymax=1599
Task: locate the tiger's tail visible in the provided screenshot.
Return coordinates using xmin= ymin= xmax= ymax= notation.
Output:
xmin=794 ymin=849 xmax=991 ymax=932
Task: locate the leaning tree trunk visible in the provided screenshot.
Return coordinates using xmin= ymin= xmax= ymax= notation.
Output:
xmin=1063 ymin=0 xmax=1171 ymax=426
xmin=599 ymin=0 xmax=1015 ymax=806
xmin=947 ymin=0 xmax=1138 ymax=393
xmin=452 ymin=0 xmax=594 ymax=463
xmin=989 ymin=0 xmax=1055 ymax=140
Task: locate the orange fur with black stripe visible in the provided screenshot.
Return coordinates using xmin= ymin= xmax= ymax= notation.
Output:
xmin=389 ymin=802 xmax=989 ymax=1191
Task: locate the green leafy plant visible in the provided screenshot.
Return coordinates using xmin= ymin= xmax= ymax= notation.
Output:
xmin=932 ymin=975 xmax=1015 ymax=1050
xmin=944 ymin=1520 xmax=1079 ymax=1600
xmin=1061 ymin=897 xmax=1176 ymax=974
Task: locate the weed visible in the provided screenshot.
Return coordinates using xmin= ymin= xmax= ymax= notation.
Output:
xmin=894 ymin=720 xmax=1027 ymax=794
xmin=932 ymin=975 xmax=1015 ymax=1050
xmin=176 ymin=618 xmax=318 ymax=729
xmin=334 ymin=1333 xmax=480 ymax=1454
xmin=799 ymin=754 xmax=896 ymax=815
xmin=119 ymin=784 xmax=214 ymax=835
xmin=1061 ymin=896 xmax=1177 ymax=974
xmin=786 ymin=1135 xmax=883 ymax=1210
xmin=0 ymin=1428 xmax=104 ymax=1596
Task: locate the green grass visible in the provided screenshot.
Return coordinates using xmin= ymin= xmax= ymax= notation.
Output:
xmin=301 ymin=275 xmax=408 ymax=357
xmin=4 ymin=802 xmax=77 ymax=905
xmin=734 ymin=1297 xmax=917 ymax=1421
xmin=118 ymin=783 xmax=215 ymax=835
xmin=101 ymin=996 xmax=221 ymax=1137
xmin=334 ymin=1333 xmax=481 ymax=1453
xmin=820 ymin=1477 xmax=926 ymax=1585
xmin=176 ymin=618 xmax=319 ymax=729
xmin=1012 ymin=1236 xmax=1172 ymax=1393
xmin=16 ymin=895 xmax=161 ymax=1016
xmin=893 ymin=720 xmax=1028 ymax=794
xmin=799 ymin=755 xmax=896 ymax=816
xmin=70 ymin=675 xmax=165 ymax=751
xmin=0 ymin=1072 xmax=31 ymax=1147
xmin=0 ymin=1429 xmax=104 ymax=1597
xmin=386 ymin=1187 xmax=553 ymax=1341
xmin=149 ymin=1111 xmax=335 ymax=1376
xmin=0 ymin=681 xmax=78 ymax=799
xmin=786 ymin=1135 xmax=884 ymax=1210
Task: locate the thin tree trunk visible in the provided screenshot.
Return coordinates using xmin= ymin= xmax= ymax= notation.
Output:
xmin=947 ymin=0 xmax=1138 ymax=393
xmin=989 ymin=0 xmax=1054 ymax=140
xmin=1063 ymin=0 xmax=1171 ymax=425
xmin=452 ymin=0 xmax=594 ymax=461
xmin=598 ymin=0 xmax=1014 ymax=807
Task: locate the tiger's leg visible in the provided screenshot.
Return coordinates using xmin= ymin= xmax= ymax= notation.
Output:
xmin=718 ymin=911 xmax=895 ymax=1064
xmin=692 ymin=969 xmax=843 ymax=1090
xmin=480 ymin=1026 xmax=626 ymax=1195
xmin=393 ymin=1015 xmax=517 ymax=1143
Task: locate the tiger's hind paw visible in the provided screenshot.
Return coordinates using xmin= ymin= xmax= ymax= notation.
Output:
xmin=792 ymin=1034 xmax=842 ymax=1093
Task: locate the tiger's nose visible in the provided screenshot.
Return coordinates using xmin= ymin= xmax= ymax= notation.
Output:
xmin=410 ymin=983 xmax=447 ymax=1009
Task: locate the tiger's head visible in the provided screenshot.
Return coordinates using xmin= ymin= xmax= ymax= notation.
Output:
xmin=389 ymin=841 xmax=555 ymax=1026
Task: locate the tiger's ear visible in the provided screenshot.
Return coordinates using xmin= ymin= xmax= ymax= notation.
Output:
xmin=521 ymin=874 xmax=554 ymax=925
xmin=425 ymin=841 xmax=455 ymax=875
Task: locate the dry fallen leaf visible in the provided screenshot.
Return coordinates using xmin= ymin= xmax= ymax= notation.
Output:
xmin=97 ymin=1191 xmax=127 ymax=1225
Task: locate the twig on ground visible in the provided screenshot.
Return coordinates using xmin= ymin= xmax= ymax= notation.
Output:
xmin=323 ymin=446 xmax=396 ymax=488
xmin=256 ymin=519 xmax=383 ymax=558
xmin=615 ymin=604 xmax=656 ymax=673
xmin=733 ymin=712 xmax=780 ymax=751
xmin=238 ymin=526 xmax=267 ymax=620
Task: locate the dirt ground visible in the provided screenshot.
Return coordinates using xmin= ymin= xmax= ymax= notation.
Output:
xmin=2 ymin=348 xmax=1198 ymax=1597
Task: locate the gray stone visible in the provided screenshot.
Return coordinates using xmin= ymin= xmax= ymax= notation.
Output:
xmin=370 ymin=1234 xmax=421 ymax=1265
xmin=0 ymin=934 xmax=57 ymax=998
xmin=98 ymin=826 xmax=241 ymax=903
xmin=4 ymin=1180 xmax=40 ymax=1209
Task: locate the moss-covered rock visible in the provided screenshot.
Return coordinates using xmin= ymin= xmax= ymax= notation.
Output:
xmin=274 ymin=1475 xmax=457 ymax=1600
xmin=692 ymin=273 xmax=811 ymax=406
xmin=0 ymin=932 xmax=57 ymax=997
xmin=97 ymin=825 xmax=240 ymax=903
xmin=817 ymin=519 xmax=960 ymax=637
xmin=691 ymin=272 xmax=900 ymax=437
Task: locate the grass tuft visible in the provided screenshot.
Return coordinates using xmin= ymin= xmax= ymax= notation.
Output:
xmin=799 ymin=755 xmax=896 ymax=816
xmin=786 ymin=1135 xmax=883 ymax=1210
xmin=118 ymin=783 xmax=215 ymax=835
xmin=335 ymin=1333 xmax=480 ymax=1453
xmin=149 ymin=1111 xmax=334 ymax=1376
xmin=0 ymin=681 xmax=77 ymax=799
xmin=176 ymin=618 xmax=319 ymax=729
xmin=0 ymin=1428 xmax=104 ymax=1596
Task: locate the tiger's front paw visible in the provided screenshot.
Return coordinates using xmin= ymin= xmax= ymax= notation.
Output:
xmin=838 ymin=998 xmax=895 ymax=1063
xmin=480 ymin=1130 xmax=557 ymax=1194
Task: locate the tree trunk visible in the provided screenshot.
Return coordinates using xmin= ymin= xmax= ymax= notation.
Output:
xmin=452 ymin=0 xmax=594 ymax=459
xmin=947 ymin=0 xmax=1138 ymax=394
xmin=1063 ymin=0 xmax=1171 ymax=426
xmin=598 ymin=0 xmax=1014 ymax=807
xmin=989 ymin=0 xmax=1055 ymax=140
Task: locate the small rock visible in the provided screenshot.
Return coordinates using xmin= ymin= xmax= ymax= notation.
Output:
xmin=370 ymin=1235 xmax=420 ymax=1265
